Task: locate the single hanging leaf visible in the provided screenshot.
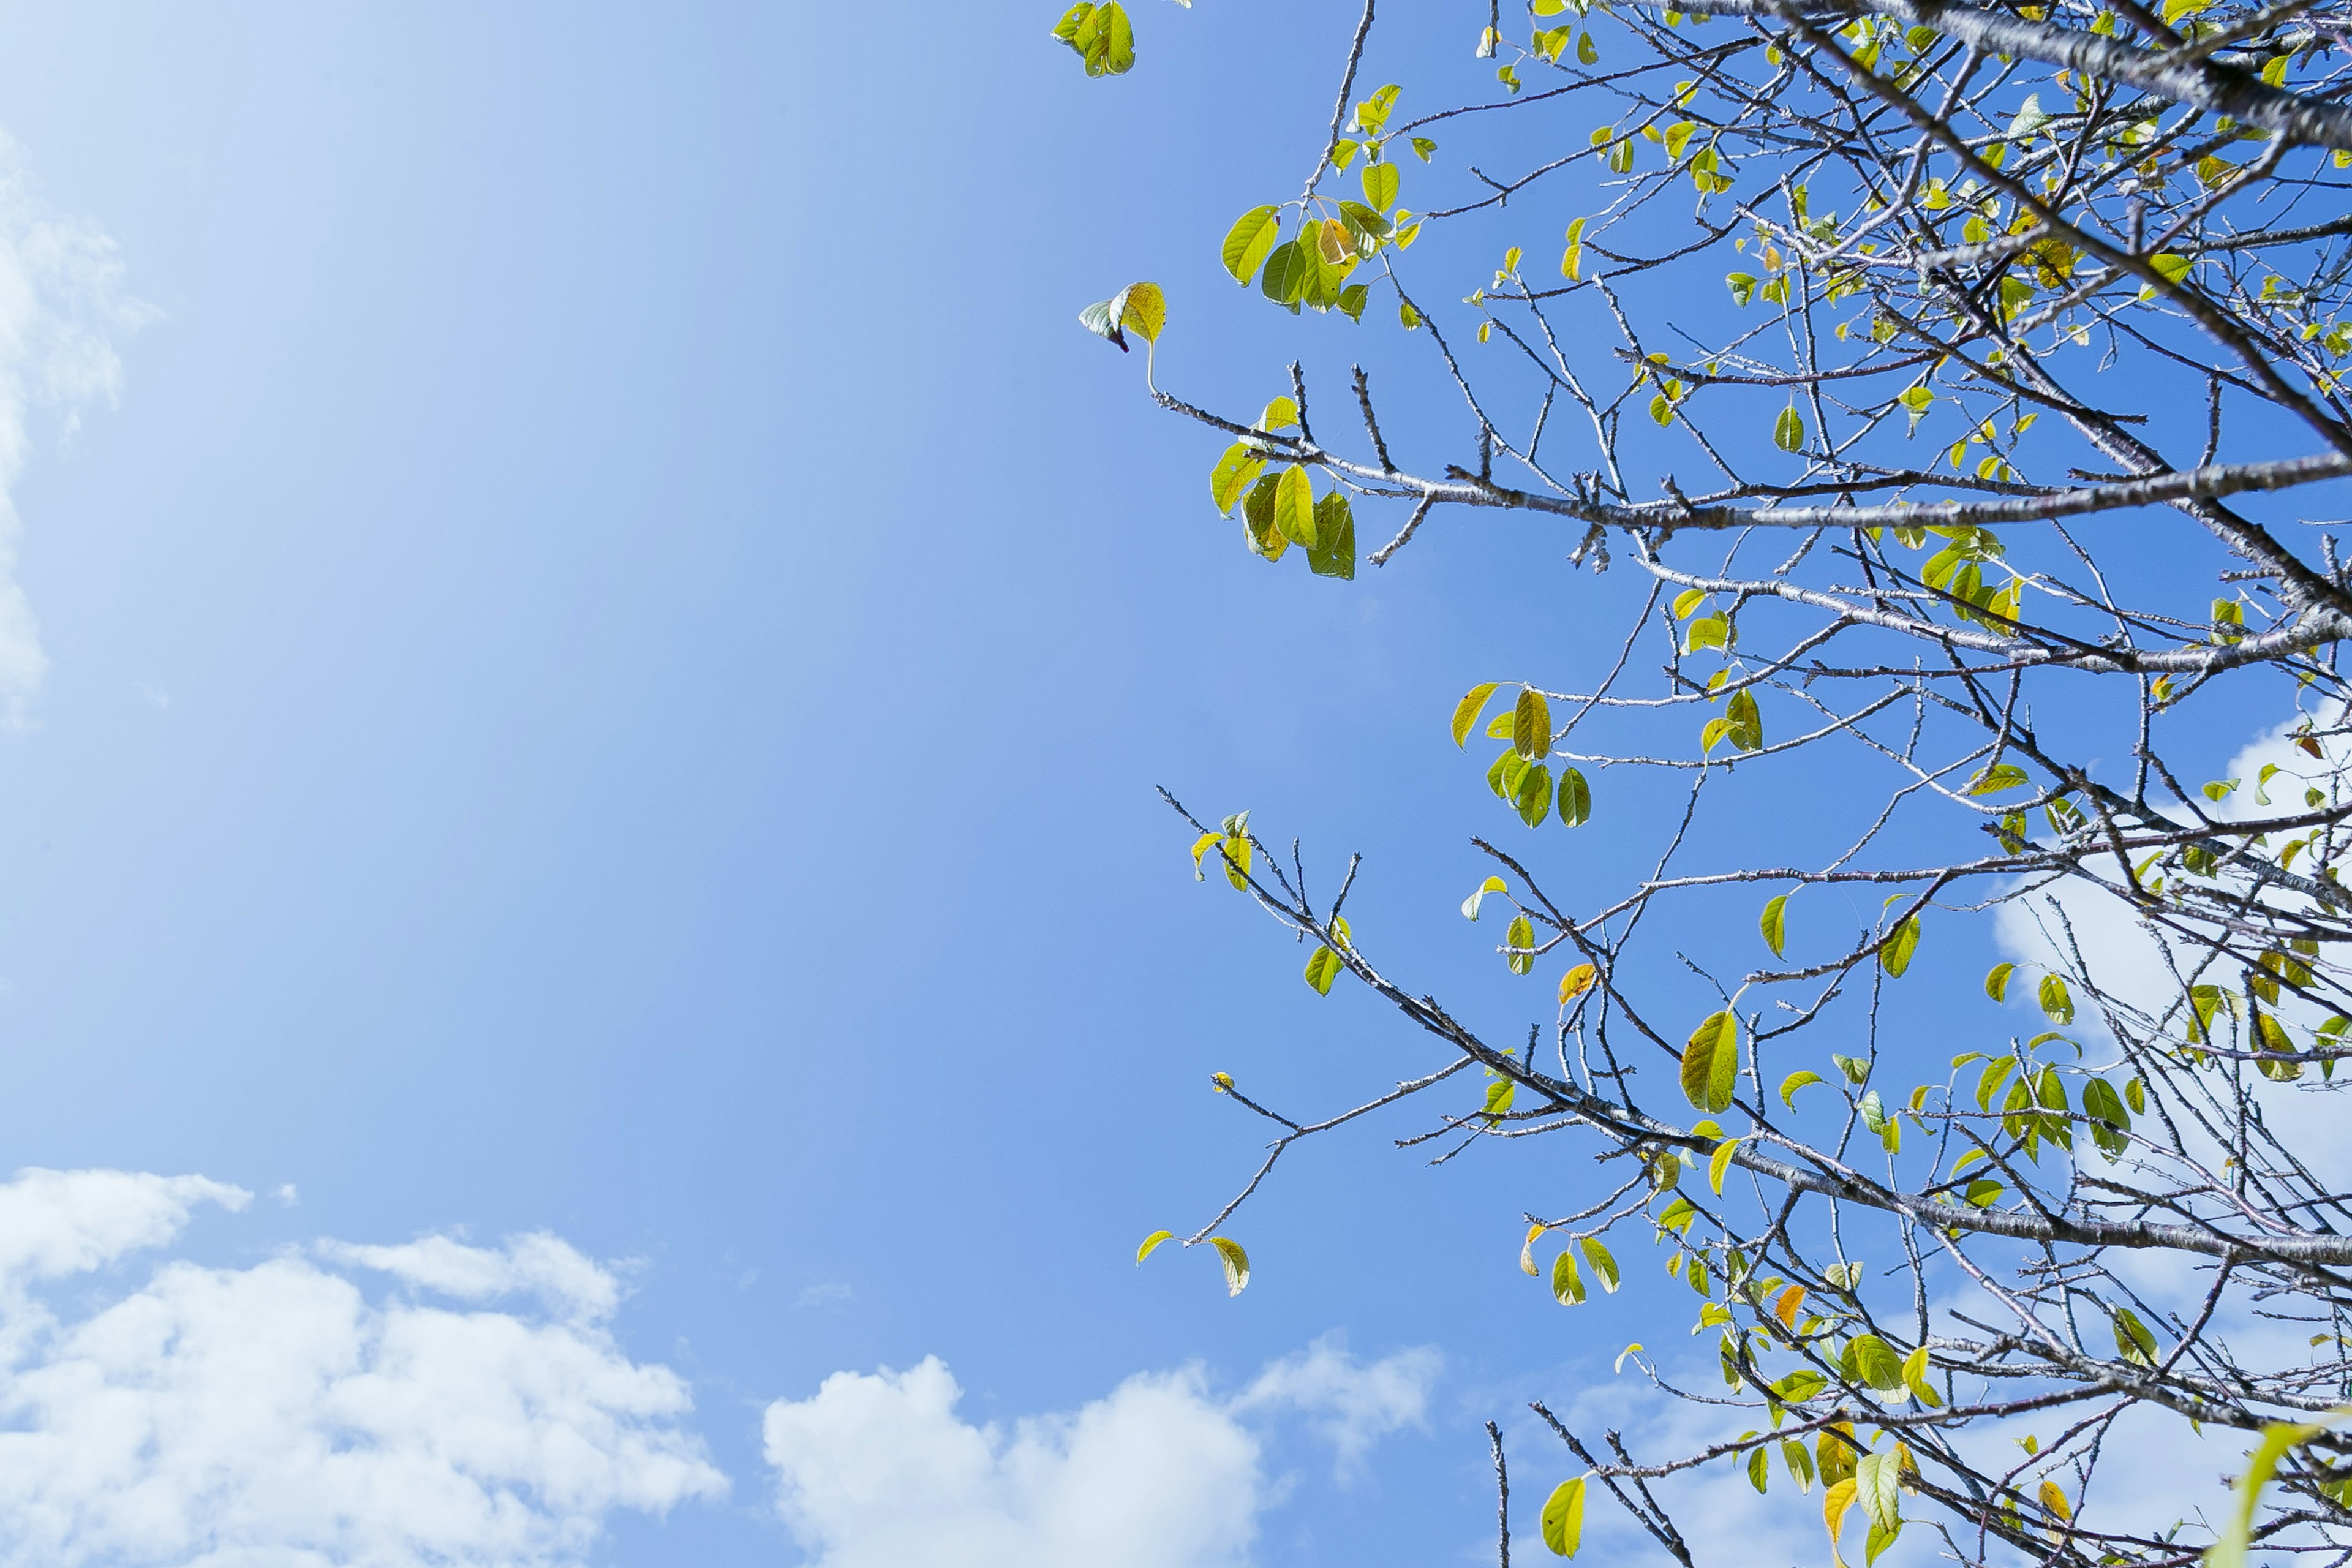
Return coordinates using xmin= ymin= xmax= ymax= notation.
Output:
xmin=1362 ymin=161 xmax=1400 ymax=213
xmin=1708 ymin=1137 xmax=1740 ymax=1193
xmin=1506 ymin=913 xmax=1537 ymax=975
xmin=1260 ymin=240 xmax=1312 ymax=304
xmin=2038 ymin=973 xmax=2075 ymax=1024
xmin=1303 ymin=946 xmax=1343 ymax=995
xmin=1984 ymin=962 xmax=2015 ymax=1001
xmin=1221 ymin=206 xmax=1282 ymax=285
xmin=1208 ymin=443 xmax=1265 ymax=514
xmin=1118 ymin=282 xmax=1166 ymax=343
xmin=1136 ymin=1229 xmax=1174 ymax=1264
xmin=1551 ymin=1247 xmax=1586 ymax=1305
xmin=1880 ymin=914 xmax=1921 ymax=977
xmin=1461 ymin=875 xmax=1507 ymax=920
xmin=1240 ymin=473 xmax=1287 ymax=560
xmin=1580 ymin=1235 xmax=1619 ymax=1292
xmin=1207 ymin=1236 xmax=1251 ymax=1295
xmin=1779 ymin=1069 xmax=1824 ymax=1108
xmin=1540 ymin=1477 xmax=1588 ymax=1557
xmin=1307 ymin=491 xmax=1357 ymax=579
xmin=1452 ymin=683 xmax=1501 ymax=747
xmin=1682 ymin=1011 xmax=1740 ymax=1112
xmin=1514 ymin=686 xmax=1553 ymax=762
xmin=1774 ymin=404 xmax=1805 ymax=452
xmin=1272 ymin=465 xmax=1319 ymax=546
xmin=1559 ymin=963 xmax=1597 ymax=1003
xmin=1558 ymin=767 xmax=1592 ymax=826
xmin=1760 ymin=894 xmax=1788 ymax=957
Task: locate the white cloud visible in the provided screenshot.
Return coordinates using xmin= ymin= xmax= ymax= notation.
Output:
xmin=762 ymin=1340 xmax=1439 ymax=1568
xmin=0 ymin=1166 xmax=724 ymax=1567
xmin=0 ymin=129 xmax=149 ymax=723
xmin=1231 ymin=1334 xmax=1438 ymax=1476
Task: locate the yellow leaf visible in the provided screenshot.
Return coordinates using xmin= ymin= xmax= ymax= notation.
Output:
xmin=1823 ymin=1477 xmax=1860 ymax=1568
xmin=1136 ymin=1229 xmax=1174 ymax=1264
xmin=2039 ymin=1479 xmax=2071 ymax=1522
xmin=1708 ymin=1137 xmax=1740 ymax=1194
xmin=1521 ymin=1223 xmax=1545 ymax=1276
xmin=1774 ymin=1284 xmax=1806 ymax=1329
xmin=1560 ymin=963 xmax=1598 ymax=1003
xmin=1208 ymin=1236 xmax=1251 ymax=1296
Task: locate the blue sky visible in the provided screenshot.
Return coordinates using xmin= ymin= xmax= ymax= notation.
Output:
xmin=0 ymin=4 xmax=2302 ymax=1565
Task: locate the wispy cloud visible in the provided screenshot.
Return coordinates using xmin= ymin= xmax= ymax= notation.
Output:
xmin=0 ymin=127 xmax=151 ymax=725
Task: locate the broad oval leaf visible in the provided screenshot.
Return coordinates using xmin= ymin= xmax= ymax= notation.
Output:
xmin=1550 ymin=1247 xmax=1586 ymax=1305
xmin=1514 ymin=686 xmax=1553 ymax=763
xmin=1558 ymin=766 xmax=1593 ymax=826
xmin=1221 ymin=206 xmax=1282 ymax=285
xmin=1209 ymin=442 xmax=1265 ymax=515
xmin=2038 ymin=972 xmax=2076 ymax=1025
xmin=1540 ymin=1476 xmax=1587 ymax=1557
xmin=1879 ymin=914 xmax=1921 ymax=978
xmin=1774 ymin=404 xmax=1805 ymax=452
xmin=1984 ymin=961 xmax=2015 ymax=1001
xmin=1362 ymin=160 xmax=1401 ymax=213
xmin=1760 ymin=894 xmax=1788 ymax=957
xmin=1303 ymin=946 xmax=1343 ymax=995
xmin=1118 ymin=281 xmax=1166 ymax=343
xmin=1260 ymin=240 xmax=1312 ymax=304
xmin=1273 ymin=465 xmax=1319 ymax=546
xmin=1682 ymin=1011 xmax=1740 ymax=1112
xmin=1580 ymin=1235 xmax=1620 ymax=1292
xmin=1559 ymin=962 xmax=1597 ymax=1003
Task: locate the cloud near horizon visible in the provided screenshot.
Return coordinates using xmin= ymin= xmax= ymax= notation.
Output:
xmin=761 ymin=1335 xmax=1440 ymax=1568
xmin=0 ymin=1166 xmax=724 ymax=1568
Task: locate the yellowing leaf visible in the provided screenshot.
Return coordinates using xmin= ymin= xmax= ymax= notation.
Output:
xmin=1208 ymin=1236 xmax=1251 ymax=1295
xmin=1540 ymin=1476 xmax=1587 ymax=1557
xmin=1452 ymin=682 xmax=1500 ymax=747
xmin=1823 ymin=1477 xmax=1860 ymax=1568
xmin=1581 ymin=1235 xmax=1620 ymax=1292
xmin=1683 ymin=1011 xmax=1740 ymax=1113
xmin=1362 ymin=161 xmax=1401 ymax=213
xmin=1273 ymin=465 xmax=1319 ymax=547
xmin=2039 ymin=1478 xmax=2071 ymax=1522
xmin=1118 ymin=281 xmax=1166 ymax=343
xmin=1774 ymin=1283 xmax=1806 ymax=1329
xmin=1136 ymin=1229 xmax=1174 ymax=1264
xmin=1521 ymin=1223 xmax=1545 ymax=1276
xmin=1559 ymin=963 xmax=1597 ymax=1003
xmin=1515 ymin=686 xmax=1553 ymax=762
xmin=1779 ymin=1069 xmax=1823 ymax=1109
xmin=1551 ymin=1246 xmax=1586 ymax=1305
xmin=1462 ymin=875 xmax=1508 ymax=921
xmin=1708 ymin=1137 xmax=1740 ymax=1193
xmin=1760 ymin=894 xmax=1788 ymax=957
xmin=1985 ymin=962 xmax=2015 ymax=1001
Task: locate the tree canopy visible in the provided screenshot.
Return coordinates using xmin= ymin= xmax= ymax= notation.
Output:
xmin=1065 ymin=1 xmax=2352 ymax=1564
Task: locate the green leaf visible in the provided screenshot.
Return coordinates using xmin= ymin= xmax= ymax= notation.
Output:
xmin=1482 ymin=1076 xmax=1517 ymax=1123
xmin=1336 ymin=283 xmax=1370 ymax=323
xmin=1855 ymin=1450 xmax=1904 ymax=1535
xmin=1240 ymin=473 xmax=1287 ymax=560
xmin=1221 ymin=206 xmax=1282 ymax=285
xmin=1984 ymin=962 xmax=2015 ymax=1001
xmin=1273 ymin=465 xmax=1319 ymax=546
xmin=2038 ymin=973 xmax=2075 ymax=1025
xmin=1683 ymin=1011 xmax=1740 ymax=1112
xmin=1880 ymin=914 xmax=1921 ymax=978
xmin=1844 ymin=1333 xmax=1905 ymax=1392
xmin=1304 ymin=946 xmax=1343 ymax=995
xmin=1452 ymin=684 xmax=1501 ymax=748
xmin=2208 ymin=1420 xmax=2329 ymax=1568
xmin=1362 ymin=161 xmax=1400 ymax=213
xmin=1580 ymin=1236 xmax=1619 ymax=1292
xmin=1540 ymin=1477 xmax=1587 ymax=1557
xmin=1208 ymin=1235 xmax=1251 ymax=1295
xmin=1760 ymin=894 xmax=1788 ymax=957
xmin=2113 ymin=1305 xmax=2158 ymax=1366
xmin=1726 ymin=271 xmax=1757 ymax=306
xmin=1578 ymin=30 xmax=1599 ymax=63
xmin=1967 ymin=763 xmax=2029 ymax=796
xmin=1136 ymin=1228 xmax=1174 ymax=1264
xmin=1209 ymin=443 xmax=1265 ymax=515
xmin=1725 ymin=688 xmax=1763 ymax=752
xmin=1773 ymin=404 xmax=1805 ymax=452
xmin=1551 ymin=1246 xmax=1586 ymax=1304
xmin=1308 ymin=491 xmax=1357 ymax=579
xmin=1410 ymin=136 xmax=1438 ymax=162
xmin=1779 ymin=1069 xmax=1823 ymax=1109
xmin=1507 ymin=913 xmax=1537 ymax=975
xmin=1558 ymin=767 xmax=1592 ymax=827
xmin=1260 ymin=240 xmax=1312 ymax=304
xmin=1057 ymin=1 xmax=1136 ymax=76
xmin=1514 ymin=686 xmax=1553 ymax=763
xmin=1513 ymin=762 xmax=1553 ymax=828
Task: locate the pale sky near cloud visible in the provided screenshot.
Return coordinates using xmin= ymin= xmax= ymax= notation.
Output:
xmin=0 ymin=1167 xmax=723 ymax=1568
xmin=761 ymin=1340 xmax=1440 ymax=1568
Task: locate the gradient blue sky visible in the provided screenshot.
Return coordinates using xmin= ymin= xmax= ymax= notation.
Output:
xmin=0 ymin=4 xmax=2292 ymax=1565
